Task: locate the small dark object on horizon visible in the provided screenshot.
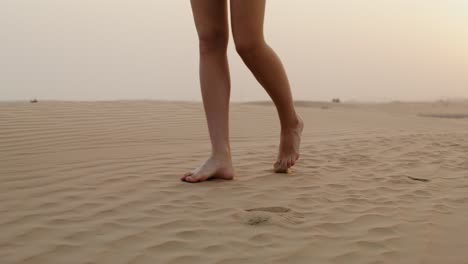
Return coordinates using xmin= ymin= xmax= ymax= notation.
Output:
xmin=30 ymin=99 xmax=38 ymax=103
xmin=332 ymin=98 xmax=341 ymax=103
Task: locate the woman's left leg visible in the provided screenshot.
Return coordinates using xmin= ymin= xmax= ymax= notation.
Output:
xmin=230 ymin=0 xmax=303 ymax=172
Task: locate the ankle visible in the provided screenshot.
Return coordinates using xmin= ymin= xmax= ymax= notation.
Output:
xmin=211 ymin=147 xmax=232 ymax=160
xmin=281 ymin=114 xmax=302 ymax=132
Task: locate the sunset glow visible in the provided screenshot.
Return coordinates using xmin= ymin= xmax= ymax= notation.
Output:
xmin=1 ymin=0 xmax=467 ymax=101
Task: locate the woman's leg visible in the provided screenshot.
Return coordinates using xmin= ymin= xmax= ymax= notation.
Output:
xmin=230 ymin=0 xmax=303 ymax=172
xmin=181 ymin=0 xmax=234 ymax=183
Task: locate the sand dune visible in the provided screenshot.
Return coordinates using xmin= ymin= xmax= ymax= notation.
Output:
xmin=1 ymin=100 xmax=468 ymax=264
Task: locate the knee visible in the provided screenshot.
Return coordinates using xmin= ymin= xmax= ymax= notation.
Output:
xmin=234 ymin=38 xmax=266 ymax=59
xmin=197 ymin=29 xmax=229 ymax=55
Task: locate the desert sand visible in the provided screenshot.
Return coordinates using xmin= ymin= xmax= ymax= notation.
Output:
xmin=1 ymin=100 xmax=468 ymax=264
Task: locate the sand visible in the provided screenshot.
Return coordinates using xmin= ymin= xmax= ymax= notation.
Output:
xmin=1 ymin=100 xmax=468 ymax=264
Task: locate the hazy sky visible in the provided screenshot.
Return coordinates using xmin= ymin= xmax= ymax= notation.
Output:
xmin=1 ymin=0 xmax=467 ymax=102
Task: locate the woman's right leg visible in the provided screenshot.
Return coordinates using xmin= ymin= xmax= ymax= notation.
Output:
xmin=181 ymin=0 xmax=234 ymax=183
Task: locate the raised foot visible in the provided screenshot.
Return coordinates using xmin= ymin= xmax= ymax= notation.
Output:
xmin=181 ymin=156 xmax=234 ymax=183
xmin=274 ymin=116 xmax=304 ymax=173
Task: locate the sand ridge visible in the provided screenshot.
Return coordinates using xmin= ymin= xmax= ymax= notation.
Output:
xmin=1 ymin=100 xmax=468 ymax=263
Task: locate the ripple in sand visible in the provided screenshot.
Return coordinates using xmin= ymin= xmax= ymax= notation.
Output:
xmin=245 ymin=206 xmax=291 ymax=213
xmin=419 ymin=113 xmax=468 ymax=119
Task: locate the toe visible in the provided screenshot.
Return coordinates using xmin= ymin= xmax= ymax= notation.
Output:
xmin=197 ymin=174 xmax=211 ymax=182
xmin=274 ymin=160 xmax=281 ymax=170
xmin=181 ymin=172 xmax=193 ymax=181
xmin=184 ymin=174 xmax=211 ymax=183
xmin=184 ymin=175 xmax=197 ymax=183
xmin=274 ymin=159 xmax=289 ymax=173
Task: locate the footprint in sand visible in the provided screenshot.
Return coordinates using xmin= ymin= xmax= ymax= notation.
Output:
xmin=239 ymin=206 xmax=304 ymax=226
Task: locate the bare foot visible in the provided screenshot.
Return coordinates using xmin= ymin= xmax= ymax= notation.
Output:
xmin=181 ymin=156 xmax=234 ymax=183
xmin=274 ymin=116 xmax=304 ymax=173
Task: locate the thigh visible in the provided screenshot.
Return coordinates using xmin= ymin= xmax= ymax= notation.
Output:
xmin=230 ymin=0 xmax=266 ymax=45
xmin=191 ymin=0 xmax=229 ymax=40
